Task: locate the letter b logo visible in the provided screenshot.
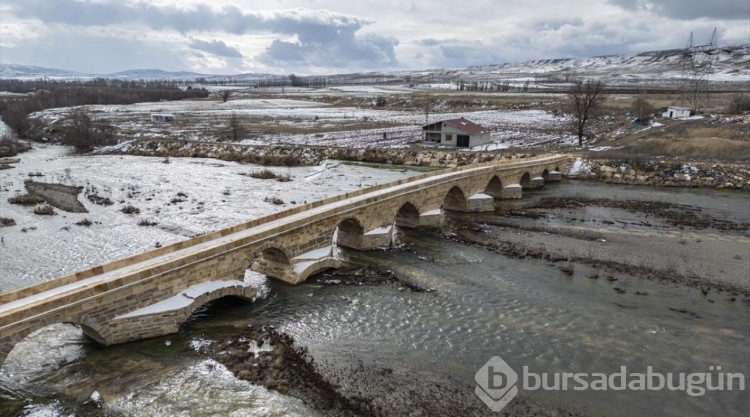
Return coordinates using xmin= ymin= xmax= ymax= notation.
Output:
xmin=475 ymin=356 xmax=519 ymax=412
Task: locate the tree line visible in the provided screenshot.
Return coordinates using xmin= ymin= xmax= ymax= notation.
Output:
xmin=0 ymin=79 xmax=209 ymax=137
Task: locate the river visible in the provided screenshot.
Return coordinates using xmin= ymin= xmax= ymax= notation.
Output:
xmin=1 ymin=180 xmax=748 ymax=417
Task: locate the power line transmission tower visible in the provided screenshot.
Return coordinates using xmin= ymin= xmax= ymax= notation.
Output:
xmin=676 ymin=28 xmax=719 ymax=112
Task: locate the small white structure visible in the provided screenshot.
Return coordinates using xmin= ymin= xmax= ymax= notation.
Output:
xmin=151 ymin=113 xmax=175 ymax=122
xmin=422 ymin=117 xmax=491 ymax=148
xmin=662 ymin=106 xmax=692 ymax=119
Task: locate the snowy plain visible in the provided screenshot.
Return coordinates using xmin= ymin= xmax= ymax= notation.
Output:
xmin=0 ymin=144 xmax=420 ymax=292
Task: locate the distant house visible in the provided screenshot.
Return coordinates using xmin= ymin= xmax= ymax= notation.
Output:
xmin=422 ymin=118 xmax=491 ymax=148
xmin=151 ymin=113 xmax=175 ymax=122
xmin=662 ymin=106 xmax=692 ymax=119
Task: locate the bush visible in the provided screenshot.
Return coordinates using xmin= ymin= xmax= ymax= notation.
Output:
xmin=137 ymin=218 xmax=158 ymax=226
xmin=264 ymin=196 xmax=284 ymax=205
xmin=727 ymin=94 xmax=750 ymax=113
xmin=33 ymin=204 xmax=56 ymax=215
xmin=8 ymin=193 xmax=44 ymax=206
xmin=75 ymin=218 xmax=93 ymax=226
xmin=0 ymin=217 xmax=16 ymax=227
xmin=248 ymin=169 xmax=279 ymax=179
xmin=121 ymin=204 xmax=141 ymax=214
xmin=87 ymin=194 xmax=114 ymax=206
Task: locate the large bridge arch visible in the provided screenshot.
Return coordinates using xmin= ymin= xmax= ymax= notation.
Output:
xmin=542 ymin=169 xmax=550 ymax=181
xmin=485 ymin=175 xmax=504 ymax=198
xmin=334 ymin=217 xmax=366 ymax=249
xmin=519 ymin=172 xmax=532 ymax=188
xmin=443 ymin=186 xmax=468 ymax=211
xmin=394 ymin=201 xmax=422 ymax=228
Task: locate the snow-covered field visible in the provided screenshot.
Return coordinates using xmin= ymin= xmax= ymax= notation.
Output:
xmin=0 ymin=144 xmax=421 ymax=292
xmin=31 ymin=97 xmax=569 ymax=149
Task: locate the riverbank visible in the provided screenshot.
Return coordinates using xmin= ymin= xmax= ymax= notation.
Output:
xmin=568 ymin=158 xmax=750 ymax=189
xmin=209 ymin=326 xmax=594 ymax=417
xmin=98 ymin=139 xmax=534 ymax=167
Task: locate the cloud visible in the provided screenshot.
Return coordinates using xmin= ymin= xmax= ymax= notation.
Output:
xmin=606 ymin=0 xmax=749 ymax=21
xmin=189 ymin=39 xmax=243 ymax=58
xmin=5 ymin=0 xmax=398 ymax=71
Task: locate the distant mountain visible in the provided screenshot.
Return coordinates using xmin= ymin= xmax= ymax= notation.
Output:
xmin=1 ymin=44 xmax=748 ymax=83
xmin=0 ymin=64 xmax=84 ymax=79
xmin=104 ymin=69 xmax=207 ymax=80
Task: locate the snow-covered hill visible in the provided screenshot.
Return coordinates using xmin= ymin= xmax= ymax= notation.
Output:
xmin=1 ymin=44 xmax=748 ymax=83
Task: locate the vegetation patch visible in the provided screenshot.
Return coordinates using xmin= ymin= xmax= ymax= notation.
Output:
xmin=87 ymin=194 xmax=114 ymax=206
xmin=0 ymin=217 xmax=16 ymax=227
xmin=8 ymin=193 xmax=45 ymax=206
xmin=120 ymin=204 xmax=141 ymax=214
xmin=137 ymin=218 xmax=158 ymax=226
xmin=33 ymin=204 xmax=56 ymax=215
xmin=75 ymin=218 xmax=93 ymax=226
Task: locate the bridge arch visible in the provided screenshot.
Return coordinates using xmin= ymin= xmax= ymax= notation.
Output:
xmin=395 ymin=201 xmax=421 ymax=228
xmin=485 ymin=175 xmax=504 ymax=198
xmin=443 ymin=186 xmax=468 ymax=211
xmin=334 ymin=217 xmax=365 ymax=249
xmin=542 ymin=169 xmax=550 ymax=181
xmin=1 ymin=320 xmax=106 ymax=367
xmin=519 ymin=172 xmax=532 ymax=188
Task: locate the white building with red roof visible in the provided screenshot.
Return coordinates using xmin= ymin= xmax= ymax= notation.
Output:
xmin=422 ymin=117 xmax=491 ymax=148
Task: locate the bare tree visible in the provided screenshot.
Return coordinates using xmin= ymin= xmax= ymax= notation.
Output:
xmin=221 ymin=90 xmax=231 ymax=103
xmin=225 ymin=112 xmax=246 ymax=142
xmin=568 ymin=80 xmax=606 ymax=146
xmin=64 ymin=107 xmax=117 ymax=152
xmin=630 ymin=96 xmax=654 ymax=125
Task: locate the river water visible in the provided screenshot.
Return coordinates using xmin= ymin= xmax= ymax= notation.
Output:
xmin=1 ymin=181 xmax=748 ymax=417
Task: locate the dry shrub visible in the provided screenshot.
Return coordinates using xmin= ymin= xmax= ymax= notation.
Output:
xmin=33 ymin=204 xmax=56 ymax=215
xmin=0 ymin=217 xmax=16 ymax=226
xmin=75 ymin=218 xmax=93 ymax=226
xmin=8 ymin=193 xmax=44 ymax=206
xmin=121 ymin=204 xmax=141 ymax=214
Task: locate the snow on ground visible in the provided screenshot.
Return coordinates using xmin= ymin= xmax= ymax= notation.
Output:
xmin=0 ymin=144 xmax=421 ymax=292
xmin=30 ymin=97 xmax=566 ymax=149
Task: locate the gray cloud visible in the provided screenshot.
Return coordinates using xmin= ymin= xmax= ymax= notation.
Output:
xmin=607 ymin=0 xmax=748 ymax=20
xmin=189 ymin=39 xmax=243 ymax=58
xmin=6 ymin=0 xmax=397 ymax=69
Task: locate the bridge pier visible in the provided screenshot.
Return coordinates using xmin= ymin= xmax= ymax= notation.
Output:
xmin=527 ymin=176 xmax=545 ymax=189
xmin=448 ymin=193 xmax=495 ymax=212
xmin=339 ymin=226 xmax=393 ymax=250
xmin=548 ymin=170 xmax=562 ymax=181
xmin=502 ymin=184 xmax=523 ymax=199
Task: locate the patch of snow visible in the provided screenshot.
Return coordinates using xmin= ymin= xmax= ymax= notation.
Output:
xmin=468 ymin=193 xmax=493 ymax=200
xmin=422 ymin=209 xmax=442 ymax=216
xmin=116 ymin=280 xmax=250 ymax=318
xmin=292 ymin=245 xmax=332 ymax=261
xmin=90 ymin=390 xmax=101 ymax=403
xmin=364 ymin=225 xmax=392 ymax=236
xmin=243 ymin=270 xmax=270 ymax=301
xmin=247 ymin=339 xmax=274 ymax=358
xmin=189 ymin=338 xmax=214 ymax=353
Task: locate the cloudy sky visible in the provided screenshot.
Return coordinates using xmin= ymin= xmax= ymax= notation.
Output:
xmin=0 ymin=0 xmax=748 ymax=75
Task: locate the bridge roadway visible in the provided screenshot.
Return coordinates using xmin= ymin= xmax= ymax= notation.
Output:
xmin=0 ymin=154 xmax=569 ymax=363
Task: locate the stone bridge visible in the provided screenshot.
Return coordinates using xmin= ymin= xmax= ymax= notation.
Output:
xmin=0 ymin=154 xmax=569 ymax=364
